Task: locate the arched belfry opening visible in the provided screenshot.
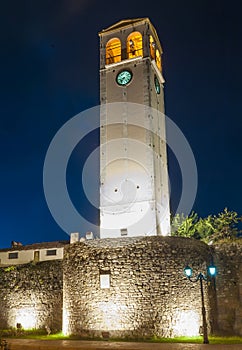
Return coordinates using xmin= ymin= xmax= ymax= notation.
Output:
xmin=149 ymin=35 xmax=156 ymax=60
xmin=149 ymin=35 xmax=162 ymax=72
xmin=127 ymin=31 xmax=143 ymax=59
xmin=106 ymin=37 xmax=121 ymax=65
xmin=155 ymin=48 xmax=162 ymax=71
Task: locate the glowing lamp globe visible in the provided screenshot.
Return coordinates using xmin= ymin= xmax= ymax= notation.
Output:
xmin=208 ymin=265 xmax=217 ymax=277
xmin=184 ymin=266 xmax=192 ymax=278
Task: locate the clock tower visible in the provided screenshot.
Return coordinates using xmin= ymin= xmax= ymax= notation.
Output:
xmin=99 ymin=18 xmax=170 ymax=238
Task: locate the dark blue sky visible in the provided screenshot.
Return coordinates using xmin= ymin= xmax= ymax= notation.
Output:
xmin=1 ymin=1 xmax=242 ymax=248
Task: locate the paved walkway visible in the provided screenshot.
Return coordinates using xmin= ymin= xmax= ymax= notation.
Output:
xmin=4 ymin=339 xmax=242 ymax=350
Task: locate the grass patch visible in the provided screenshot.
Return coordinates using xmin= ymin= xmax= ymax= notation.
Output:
xmin=1 ymin=330 xmax=242 ymax=344
xmin=14 ymin=332 xmax=70 ymax=340
xmin=209 ymin=336 xmax=242 ymax=344
xmin=150 ymin=336 xmax=242 ymax=344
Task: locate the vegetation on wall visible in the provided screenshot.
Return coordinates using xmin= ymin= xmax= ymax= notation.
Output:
xmin=171 ymin=208 xmax=242 ymax=244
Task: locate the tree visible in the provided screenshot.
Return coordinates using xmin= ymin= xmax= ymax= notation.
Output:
xmin=209 ymin=208 xmax=242 ymax=243
xmin=171 ymin=212 xmax=198 ymax=238
xmin=193 ymin=215 xmax=214 ymax=242
xmin=171 ymin=208 xmax=242 ymax=244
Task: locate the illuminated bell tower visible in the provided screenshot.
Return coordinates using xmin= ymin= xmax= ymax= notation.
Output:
xmin=99 ymin=18 xmax=170 ymax=238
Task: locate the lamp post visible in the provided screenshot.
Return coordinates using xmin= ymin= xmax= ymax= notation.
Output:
xmin=184 ymin=264 xmax=217 ymax=344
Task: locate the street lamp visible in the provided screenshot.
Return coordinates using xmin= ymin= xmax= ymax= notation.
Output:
xmin=184 ymin=264 xmax=217 ymax=344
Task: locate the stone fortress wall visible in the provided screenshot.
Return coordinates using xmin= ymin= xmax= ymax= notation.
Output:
xmin=0 ymin=260 xmax=63 ymax=331
xmin=0 ymin=237 xmax=241 ymax=337
xmin=63 ymin=236 xmax=214 ymax=338
xmin=213 ymin=242 xmax=242 ymax=335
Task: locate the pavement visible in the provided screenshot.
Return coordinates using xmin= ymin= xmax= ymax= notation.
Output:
xmin=3 ymin=339 xmax=242 ymax=350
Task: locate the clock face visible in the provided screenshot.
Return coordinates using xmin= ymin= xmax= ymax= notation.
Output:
xmin=154 ymin=75 xmax=160 ymax=94
xmin=116 ymin=70 xmax=132 ymax=86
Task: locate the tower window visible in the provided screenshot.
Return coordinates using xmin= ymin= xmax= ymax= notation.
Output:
xmin=121 ymin=228 xmax=128 ymax=236
xmin=149 ymin=35 xmax=155 ymax=60
xmin=106 ymin=38 xmax=121 ymax=65
xmin=127 ymin=31 xmax=143 ymax=59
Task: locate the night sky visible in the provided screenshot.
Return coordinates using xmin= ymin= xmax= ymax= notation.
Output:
xmin=1 ymin=1 xmax=242 ymax=248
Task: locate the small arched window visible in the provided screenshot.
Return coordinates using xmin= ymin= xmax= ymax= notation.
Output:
xmin=149 ymin=35 xmax=155 ymax=60
xmin=106 ymin=38 xmax=121 ymax=65
xmin=127 ymin=31 xmax=143 ymax=59
xmin=155 ymin=49 xmax=162 ymax=71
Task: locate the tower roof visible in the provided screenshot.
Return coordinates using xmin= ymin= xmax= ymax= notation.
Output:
xmin=99 ymin=17 xmax=150 ymax=35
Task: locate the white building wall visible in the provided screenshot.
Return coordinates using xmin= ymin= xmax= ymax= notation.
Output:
xmin=0 ymin=250 xmax=34 ymax=266
xmin=0 ymin=247 xmax=64 ymax=266
xmin=39 ymin=248 xmax=64 ymax=262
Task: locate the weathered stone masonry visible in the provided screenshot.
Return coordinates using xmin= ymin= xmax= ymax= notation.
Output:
xmin=0 ymin=260 xmax=63 ymax=331
xmin=213 ymin=242 xmax=242 ymax=335
xmin=63 ymin=236 xmax=214 ymax=338
xmin=0 ymin=237 xmax=241 ymax=337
